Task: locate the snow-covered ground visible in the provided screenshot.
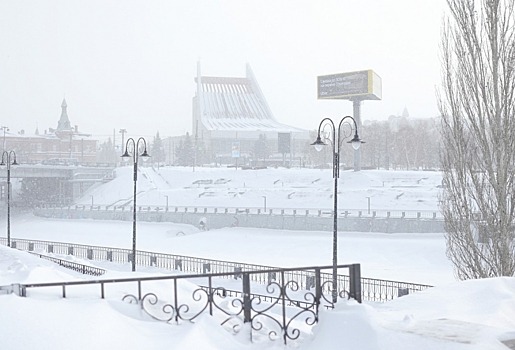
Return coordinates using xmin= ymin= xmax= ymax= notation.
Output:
xmin=77 ymin=166 xmax=442 ymax=213
xmin=1 ymin=167 xmax=514 ymax=349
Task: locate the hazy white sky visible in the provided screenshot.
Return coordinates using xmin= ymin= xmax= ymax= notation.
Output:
xmin=0 ymin=0 xmax=447 ymax=140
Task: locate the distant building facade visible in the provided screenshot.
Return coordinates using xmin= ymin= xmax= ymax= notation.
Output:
xmin=187 ymin=63 xmax=310 ymax=167
xmin=3 ymin=99 xmax=97 ymax=164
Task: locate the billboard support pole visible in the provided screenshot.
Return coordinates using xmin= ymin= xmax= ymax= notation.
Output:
xmin=352 ymin=99 xmax=362 ymax=172
xmin=317 ymin=69 xmax=382 ymax=173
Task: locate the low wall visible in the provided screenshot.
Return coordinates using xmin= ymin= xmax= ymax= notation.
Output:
xmin=34 ymin=207 xmax=445 ymax=233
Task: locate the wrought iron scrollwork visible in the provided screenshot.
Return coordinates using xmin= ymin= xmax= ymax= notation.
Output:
xmin=213 ymin=287 xmax=245 ymax=333
xmin=320 ymin=280 xmax=336 ymax=307
xmin=176 ymin=287 xmax=209 ymax=322
xmin=116 ymin=265 xmax=360 ymax=345
xmin=122 ymin=293 xmax=176 ymax=322
xmin=122 ymin=286 xmax=246 ymax=331
xmin=249 ymin=280 xmax=318 ymax=343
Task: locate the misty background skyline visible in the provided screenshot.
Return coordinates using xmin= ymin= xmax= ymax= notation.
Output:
xmin=0 ymin=0 xmax=446 ymax=140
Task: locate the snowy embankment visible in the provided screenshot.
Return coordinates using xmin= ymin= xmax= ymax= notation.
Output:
xmin=1 ymin=245 xmax=514 ymax=350
xmin=76 ymin=167 xmax=443 ymax=213
xmin=1 ymin=168 xmax=514 ymax=348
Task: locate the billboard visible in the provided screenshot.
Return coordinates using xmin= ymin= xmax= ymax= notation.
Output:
xmin=317 ymin=70 xmax=382 ymax=100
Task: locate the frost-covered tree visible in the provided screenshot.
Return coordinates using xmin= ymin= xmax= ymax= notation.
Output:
xmin=151 ymin=131 xmax=165 ymax=165
xmin=439 ymin=0 xmax=515 ymax=279
xmin=175 ymin=132 xmax=195 ymax=166
xmin=97 ymin=138 xmax=117 ymax=164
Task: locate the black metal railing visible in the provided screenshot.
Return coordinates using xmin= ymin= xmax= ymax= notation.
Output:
xmin=361 ymin=276 xmax=432 ymax=301
xmin=5 ymin=264 xmax=359 ymax=345
xmin=27 ymin=252 xmax=106 ymax=276
xmin=1 ymin=237 xmax=431 ymax=302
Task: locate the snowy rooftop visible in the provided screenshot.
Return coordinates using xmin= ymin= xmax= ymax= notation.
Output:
xmin=195 ymin=64 xmax=307 ymax=133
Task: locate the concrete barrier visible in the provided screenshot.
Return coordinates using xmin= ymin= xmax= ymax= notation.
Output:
xmin=34 ymin=207 xmax=445 ymax=233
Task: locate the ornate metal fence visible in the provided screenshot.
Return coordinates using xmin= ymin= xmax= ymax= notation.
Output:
xmin=1 ymin=237 xmax=431 ymax=302
xmin=5 ymin=264 xmax=359 ymax=345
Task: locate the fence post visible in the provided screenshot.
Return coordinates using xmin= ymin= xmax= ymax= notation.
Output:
xmin=315 ymin=268 xmax=321 ymax=318
xmin=306 ymin=275 xmax=315 ymax=289
xmin=398 ymin=288 xmax=409 ymax=297
xmin=234 ymin=267 xmax=242 ymax=279
xmin=203 ymin=263 xmax=211 ymax=273
xmin=242 ymin=273 xmax=251 ymax=323
xmin=348 ymin=264 xmax=362 ymax=303
xmin=268 ymin=271 xmax=276 ymax=284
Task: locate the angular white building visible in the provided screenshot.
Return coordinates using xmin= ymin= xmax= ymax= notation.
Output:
xmin=192 ymin=63 xmax=309 ymax=166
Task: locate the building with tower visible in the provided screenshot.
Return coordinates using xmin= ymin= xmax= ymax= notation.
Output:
xmin=3 ymin=99 xmax=97 ymax=164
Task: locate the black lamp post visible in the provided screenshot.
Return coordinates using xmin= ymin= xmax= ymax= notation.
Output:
xmin=311 ymin=116 xmax=363 ymax=303
xmin=121 ymin=137 xmax=150 ymax=272
xmin=1 ymin=150 xmax=18 ymax=248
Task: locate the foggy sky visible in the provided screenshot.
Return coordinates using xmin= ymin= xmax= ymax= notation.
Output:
xmin=0 ymin=0 xmax=446 ymax=141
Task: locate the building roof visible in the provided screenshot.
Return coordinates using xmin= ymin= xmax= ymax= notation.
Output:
xmin=195 ymin=63 xmax=306 ymax=133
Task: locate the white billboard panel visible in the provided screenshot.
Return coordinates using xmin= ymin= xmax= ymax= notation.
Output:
xmin=317 ymin=70 xmax=382 ymax=100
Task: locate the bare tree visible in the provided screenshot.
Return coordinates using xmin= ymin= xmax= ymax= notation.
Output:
xmin=439 ymin=0 xmax=515 ymax=279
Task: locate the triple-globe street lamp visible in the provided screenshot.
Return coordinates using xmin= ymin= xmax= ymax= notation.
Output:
xmin=311 ymin=116 xmax=363 ymax=303
xmin=1 ymin=150 xmax=18 ymax=248
xmin=121 ymin=137 xmax=150 ymax=272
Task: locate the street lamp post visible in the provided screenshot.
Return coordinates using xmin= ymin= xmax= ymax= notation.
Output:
xmin=311 ymin=116 xmax=363 ymax=303
xmin=1 ymin=150 xmax=18 ymax=248
xmin=121 ymin=137 xmax=150 ymax=272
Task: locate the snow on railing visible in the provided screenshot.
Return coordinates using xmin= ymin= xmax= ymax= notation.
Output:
xmin=37 ymin=204 xmax=443 ymax=220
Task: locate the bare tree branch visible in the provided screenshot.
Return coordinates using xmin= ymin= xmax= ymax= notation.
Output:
xmin=439 ymin=0 xmax=515 ymax=279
